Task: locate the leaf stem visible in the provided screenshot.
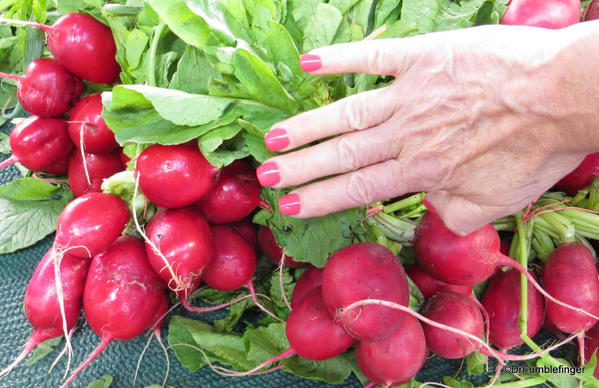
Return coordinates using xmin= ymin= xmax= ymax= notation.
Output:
xmin=148 ymin=23 xmax=166 ymax=87
xmin=383 ymin=193 xmax=425 ymax=213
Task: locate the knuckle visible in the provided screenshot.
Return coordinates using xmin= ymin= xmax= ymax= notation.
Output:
xmin=341 ymin=96 xmax=373 ymax=131
xmin=366 ymin=45 xmax=392 ymax=74
xmin=336 ymin=136 xmax=362 ymax=171
xmin=345 ymin=172 xmax=377 ymax=206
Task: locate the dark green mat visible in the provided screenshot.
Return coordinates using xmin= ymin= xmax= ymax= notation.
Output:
xmin=0 ymin=118 xmax=562 ymax=388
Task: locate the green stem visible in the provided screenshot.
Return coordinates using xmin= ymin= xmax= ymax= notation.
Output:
xmin=148 ymin=23 xmax=166 ymax=87
xmin=402 ymin=204 xmax=426 ymax=218
xmin=490 ymin=377 xmax=546 ymax=388
xmin=383 ymin=193 xmax=425 ymax=214
xmin=538 ymin=212 xmax=575 ymax=243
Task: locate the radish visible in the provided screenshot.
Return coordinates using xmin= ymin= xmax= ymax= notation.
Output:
xmin=584 ymin=323 xmax=599 ymax=378
xmin=197 ymin=160 xmax=260 ymax=224
xmin=291 ymin=266 xmax=323 ymax=308
xmin=258 ymin=226 xmax=306 ymax=268
xmin=543 ymin=243 xmax=599 ymax=333
xmin=54 ymin=192 xmax=130 ymax=258
xmin=321 ymin=242 xmax=409 ymax=342
xmin=1 ymin=13 xmax=120 ymax=84
xmin=0 ymin=116 xmax=73 ymax=175
xmin=500 ymin=0 xmax=580 ymax=29
xmin=68 ymin=94 xmax=119 ymax=153
xmin=230 ymin=219 xmax=258 ymax=252
xmin=355 ymin=313 xmax=427 ymax=387
xmin=61 ymin=236 xmax=165 ymax=387
xmin=421 ymin=292 xmax=484 ymax=359
xmin=482 ymin=268 xmax=544 ymax=349
xmin=144 ymin=207 xmax=213 ymax=307
xmin=0 ymin=247 xmax=88 ymax=377
xmin=0 ymin=58 xmax=82 ymax=117
xmin=585 ymin=0 xmax=599 ymax=20
xmin=223 ymin=287 xmax=354 ymax=377
xmin=414 ymin=212 xmax=599 ymax=321
xmin=119 ymin=150 xmax=131 ymax=167
xmin=68 ymin=150 xmax=124 ymax=197
xmin=202 ymin=225 xmax=280 ymax=320
xmin=406 ymin=264 xmax=473 ymax=299
xmin=554 ymin=153 xmax=599 ymax=195
xmin=136 ymin=144 xmax=219 ymax=208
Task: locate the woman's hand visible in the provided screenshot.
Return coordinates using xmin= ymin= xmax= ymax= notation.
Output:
xmin=256 ymin=24 xmax=599 ymax=235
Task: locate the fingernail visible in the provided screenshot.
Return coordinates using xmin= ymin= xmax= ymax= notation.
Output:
xmin=422 ymin=198 xmax=437 ymax=214
xmin=279 ymin=193 xmax=301 ymax=215
xmin=300 ymin=54 xmax=322 ymax=72
xmin=256 ymin=162 xmax=280 ymax=187
xmin=264 ymin=128 xmax=290 ymax=152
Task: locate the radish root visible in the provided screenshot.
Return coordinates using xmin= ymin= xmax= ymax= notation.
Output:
xmin=278 ymin=252 xmax=292 ymax=311
xmin=247 ymin=281 xmax=284 ymax=322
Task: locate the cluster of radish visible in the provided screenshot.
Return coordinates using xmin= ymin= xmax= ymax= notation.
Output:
xmin=0 ymin=13 xmax=125 ymax=194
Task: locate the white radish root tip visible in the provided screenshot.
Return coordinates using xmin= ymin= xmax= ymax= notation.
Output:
xmin=278 ymin=252 xmax=292 ymax=311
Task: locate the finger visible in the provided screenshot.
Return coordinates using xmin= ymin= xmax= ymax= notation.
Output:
xmin=258 ymin=125 xmax=400 ymax=188
xmin=275 ymin=159 xmax=419 ymax=218
xmin=264 ymin=86 xmax=396 ymax=152
xmin=424 ymin=191 xmax=492 ymax=236
xmin=299 ymin=36 xmax=432 ymax=76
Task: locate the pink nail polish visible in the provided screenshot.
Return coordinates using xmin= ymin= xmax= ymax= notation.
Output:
xmin=264 ymin=128 xmax=290 ymax=152
xmin=422 ymin=198 xmax=437 ymax=214
xmin=256 ymin=162 xmax=280 ymax=187
xmin=279 ymin=194 xmax=301 ymax=215
xmin=300 ymin=54 xmax=322 ymax=72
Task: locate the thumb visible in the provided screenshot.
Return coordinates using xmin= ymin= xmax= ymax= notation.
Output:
xmin=300 ymin=35 xmax=433 ymax=77
xmin=424 ymin=191 xmax=492 ymax=236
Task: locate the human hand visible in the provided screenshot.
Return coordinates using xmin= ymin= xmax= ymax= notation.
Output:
xmin=256 ymin=24 xmax=599 ymax=235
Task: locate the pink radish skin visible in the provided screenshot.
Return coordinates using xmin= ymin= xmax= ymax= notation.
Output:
xmin=584 ymin=323 xmax=599 ymax=378
xmin=0 ymin=58 xmax=82 ymax=117
xmin=68 ymin=94 xmax=119 ymax=153
xmin=0 ymin=247 xmax=88 ymax=377
xmin=406 ymin=264 xmax=473 ymax=299
xmin=500 ymin=0 xmax=580 ymax=29
xmin=62 ymin=236 xmax=164 ymax=387
xmin=6 ymin=13 xmax=120 ymax=84
xmin=543 ymin=243 xmax=599 ymax=333
xmin=482 ymin=268 xmax=544 ymax=349
xmin=321 ymin=242 xmax=409 ymax=342
xmin=197 ymin=160 xmax=260 ymax=224
xmin=230 ymin=219 xmax=259 ymax=252
xmin=554 ymin=153 xmax=599 ymax=195
xmin=54 ymin=193 xmax=130 ymax=258
xmin=258 ymin=227 xmax=306 ymax=268
xmin=355 ymin=313 xmax=427 ymax=387
xmin=136 ymin=144 xmax=219 ymax=208
xmin=68 ymin=150 xmax=124 ymax=197
xmin=145 ymin=207 xmax=213 ymax=304
xmin=585 ymin=0 xmax=599 ymax=20
xmin=291 ymin=266 xmax=323 ymax=308
xmin=421 ymin=292 xmax=484 ymax=359
xmin=0 ymin=116 xmax=73 ymax=175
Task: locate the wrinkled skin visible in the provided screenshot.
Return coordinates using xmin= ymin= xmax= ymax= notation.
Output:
xmin=258 ymin=23 xmax=599 ymax=235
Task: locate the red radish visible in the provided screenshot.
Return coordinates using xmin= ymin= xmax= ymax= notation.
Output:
xmin=68 ymin=94 xmax=119 ymax=153
xmin=230 ymin=219 xmax=258 ymax=252
xmin=414 ymin=212 xmax=598 ymax=321
xmin=0 ymin=58 xmax=82 ymax=117
xmin=291 ymin=266 xmax=323 ymax=307
xmin=68 ymin=150 xmax=124 ymax=197
xmin=197 ymin=160 xmax=260 ymax=224
xmin=585 ymin=0 xmax=599 ymax=20
xmin=421 ymin=292 xmax=484 ymax=359
xmin=0 ymin=116 xmax=73 ymax=175
xmin=321 ymin=242 xmax=409 ymax=342
xmin=119 ymin=150 xmax=131 ymax=167
xmin=500 ymin=0 xmax=580 ymax=29
xmin=62 ymin=236 xmax=164 ymax=387
xmin=482 ymin=268 xmax=544 ymax=349
xmin=406 ymin=264 xmax=473 ymax=299
xmin=355 ymin=313 xmax=427 ymax=387
xmin=554 ymin=153 xmax=599 ymax=195
xmin=2 ymin=13 xmax=120 ymax=84
xmin=225 ymin=287 xmax=354 ymax=377
xmin=584 ymin=323 xmax=599 ymax=378
xmin=136 ymin=144 xmax=219 ymax=208
xmin=543 ymin=243 xmax=599 ymax=333
xmin=500 ymin=240 xmax=511 ymax=256
xmin=258 ymin=226 xmax=306 ymax=268
xmin=55 ymin=193 xmax=130 ymax=258
xmin=145 ymin=207 xmax=212 ymax=306
xmin=0 ymin=247 xmax=88 ymax=377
